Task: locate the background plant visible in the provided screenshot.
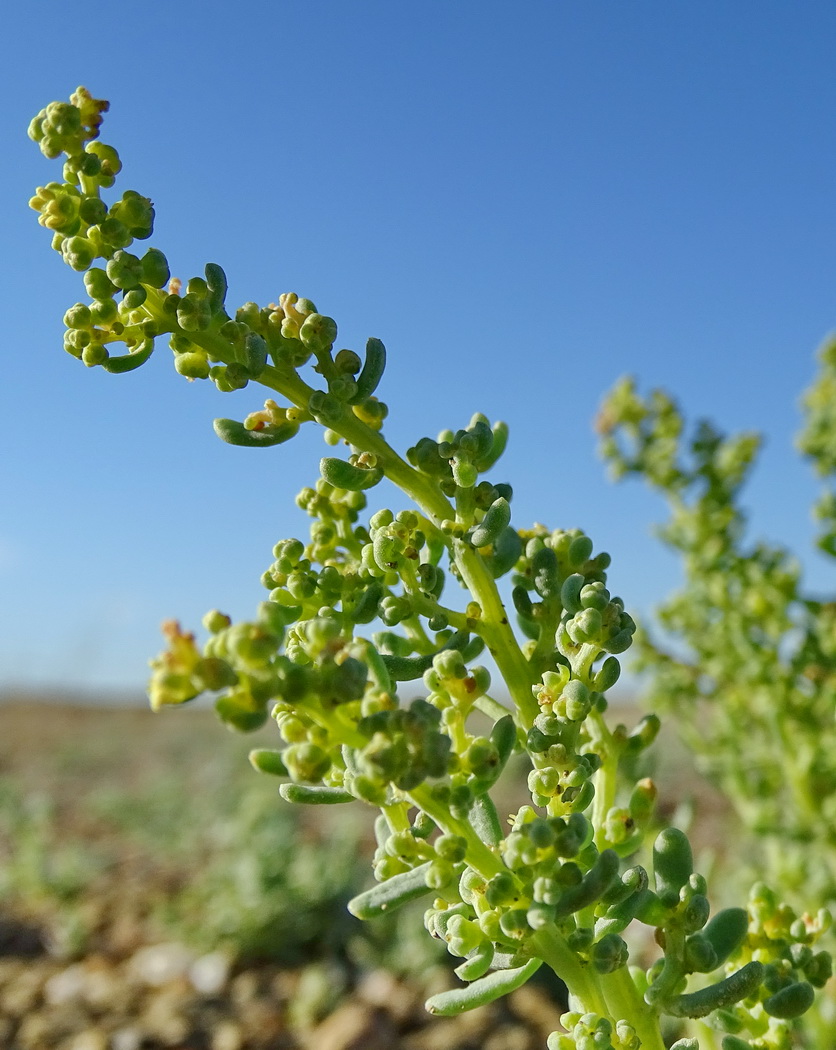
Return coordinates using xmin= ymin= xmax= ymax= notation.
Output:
xmin=27 ymin=88 xmax=833 ymax=1050
xmin=596 ymin=343 xmax=836 ymax=1044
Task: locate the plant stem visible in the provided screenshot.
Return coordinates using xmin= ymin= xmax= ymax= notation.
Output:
xmin=598 ymin=966 xmax=666 ymax=1050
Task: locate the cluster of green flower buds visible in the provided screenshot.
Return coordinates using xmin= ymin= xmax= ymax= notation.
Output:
xmin=599 ymin=375 xmax=836 ymax=898
xmin=511 ymin=526 xmax=634 ymax=661
xmin=32 ymin=91 xmax=833 ymax=1050
xmin=549 ymin=1014 xmax=640 ymax=1050
xmin=29 ymin=88 xmax=395 ymax=461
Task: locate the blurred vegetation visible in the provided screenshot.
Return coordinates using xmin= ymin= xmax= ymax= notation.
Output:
xmin=0 ymin=703 xmax=448 ymax=977
xmin=0 ymin=700 xmax=716 ymax=980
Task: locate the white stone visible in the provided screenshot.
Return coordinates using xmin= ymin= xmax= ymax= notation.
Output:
xmin=43 ymin=964 xmax=86 ymax=1005
xmin=189 ymin=951 xmax=231 ymax=996
xmin=129 ymin=943 xmax=195 ymax=987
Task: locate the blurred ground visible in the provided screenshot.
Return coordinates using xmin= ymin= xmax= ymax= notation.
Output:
xmin=0 ymin=698 xmax=728 ymax=1050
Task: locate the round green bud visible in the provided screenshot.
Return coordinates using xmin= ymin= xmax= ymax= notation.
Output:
xmin=78 ymin=197 xmax=108 ymax=225
xmin=499 ymin=908 xmax=530 ymax=938
xmin=452 ymin=458 xmax=478 ymax=488
xmin=97 ymin=217 xmax=133 ymax=249
xmin=87 ymin=141 xmax=123 ymax=179
xmin=526 ymin=903 xmax=557 ymax=930
xmin=534 ymin=712 xmax=562 ymax=737
xmin=806 ymin=950 xmax=832 ymax=988
xmin=485 ymin=871 xmax=516 ymax=907
xmin=580 ymin=582 xmax=610 ymax=611
xmin=110 ymin=189 xmax=154 ymax=238
xmin=684 ymin=934 xmax=718 ymax=974
xmin=64 ymin=329 xmax=90 ymax=351
xmin=186 ymin=277 xmax=208 ymax=298
xmin=177 ymin=294 xmax=212 ymax=331
xmin=335 ymin=348 xmax=362 ymax=374
xmin=327 ymin=374 xmax=356 ymax=402
xmin=682 ymin=893 xmax=711 ymax=933
xmin=435 ymin=834 xmax=467 ymax=863
xmin=561 ymin=678 xmax=590 ymax=721
xmin=527 ymin=817 xmax=557 ymax=850
xmin=299 ymin=313 xmax=338 ymax=352
xmin=81 ymin=343 xmax=108 ymax=367
xmin=89 ymin=298 xmax=118 ymax=326
xmin=567 ymin=607 xmax=603 ymax=644
xmin=46 ymin=100 xmax=82 ymax=138
xmin=195 ymin=657 xmax=238 ymax=690
xmin=141 ymin=248 xmax=170 ymax=288
xmin=446 ymin=915 xmax=484 ymax=957
xmin=41 ymin=192 xmax=81 ymax=234
xmin=434 ymin=649 xmax=466 ymax=680
xmin=76 ymin=152 xmax=102 ymax=177
xmin=203 ymin=609 xmax=232 ymax=633
xmin=61 ymin=235 xmax=95 ymax=271
xmin=175 ymin=352 xmax=211 ymax=379
xmin=308 ymin=390 xmax=343 ymax=426
xmin=528 ymin=767 xmax=560 ymax=798
xmin=122 ymin=286 xmax=147 ymax=310
xmin=592 ymin=933 xmax=629 ymax=974
xmin=284 ymin=742 xmax=331 ymax=783
xmin=106 ymin=250 xmax=143 ymax=290
xmin=64 ymin=303 xmax=92 ymax=329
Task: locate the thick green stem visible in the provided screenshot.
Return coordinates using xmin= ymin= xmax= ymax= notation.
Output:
xmin=598 ymin=966 xmax=666 ymax=1050
xmin=588 ymin=709 xmax=620 ymax=851
xmin=529 ymin=926 xmax=610 ymax=1018
xmin=145 ymin=289 xmax=538 ymax=734
xmin=452 ymin=539 xmax=539 ymax=727
xmin=142 ymin=287 xmax=457 ymax=525
xmin=408 ymin=784 xmax=504 ymax=880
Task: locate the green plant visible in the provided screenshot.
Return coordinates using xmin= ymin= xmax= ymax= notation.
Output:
xmin=157 ymin=785 xmax=378 ymax=967
xmin=28 ymin=87 xmax=833 ymax=1049
xmin=595 ymin=346 xmax=836 ymax=1043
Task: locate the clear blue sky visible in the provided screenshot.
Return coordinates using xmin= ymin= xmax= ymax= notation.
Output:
xmin=3 ymin=1 xmax=835 ymax=696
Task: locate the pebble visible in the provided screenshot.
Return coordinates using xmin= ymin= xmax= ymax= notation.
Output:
xmin=190 ymin=950 xmax=231 ymax=995
xmin=15 ymin=1013 xmax=53 ymax=1050
xmin=230 ymin=969 xmax=261 ymax=1006
xmin=212 ymin=1020 xmax=245 ymax=1050
xmin=129 ymin=942 xmax=195 ymax=986
xmin=44 ymin=962 xmax=88 ymax=1005
xmin=308 ymin=1001 xmax=397 ymax=1050
xmin=0 ymin=966 xmax=45 ymax=1017
xmin=65 ymin=1029 xmax=109 ymax=1050
xmin=484 ymin=1025 xmax=537 ymax=1050
xmin=110 ymin=1027 xmax=144 ymax=1050
xmin=357 ymin=969 xmax=417 ymax=1024
xmin=139 ymin=985 xmax=192 ymax=1044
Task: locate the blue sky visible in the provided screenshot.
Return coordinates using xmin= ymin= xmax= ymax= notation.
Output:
xmin=3 ymin=1 xmax=836 ymax=696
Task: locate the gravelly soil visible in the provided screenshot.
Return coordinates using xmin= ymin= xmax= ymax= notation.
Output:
xmin=0 ymin=697 xmax=723 ymax=1049
xmin=0 ymin=700 xmax=571 ymax=1048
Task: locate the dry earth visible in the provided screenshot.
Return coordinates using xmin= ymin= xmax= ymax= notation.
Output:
xmin=0 ymin=697 xmax=727 ymax=1050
